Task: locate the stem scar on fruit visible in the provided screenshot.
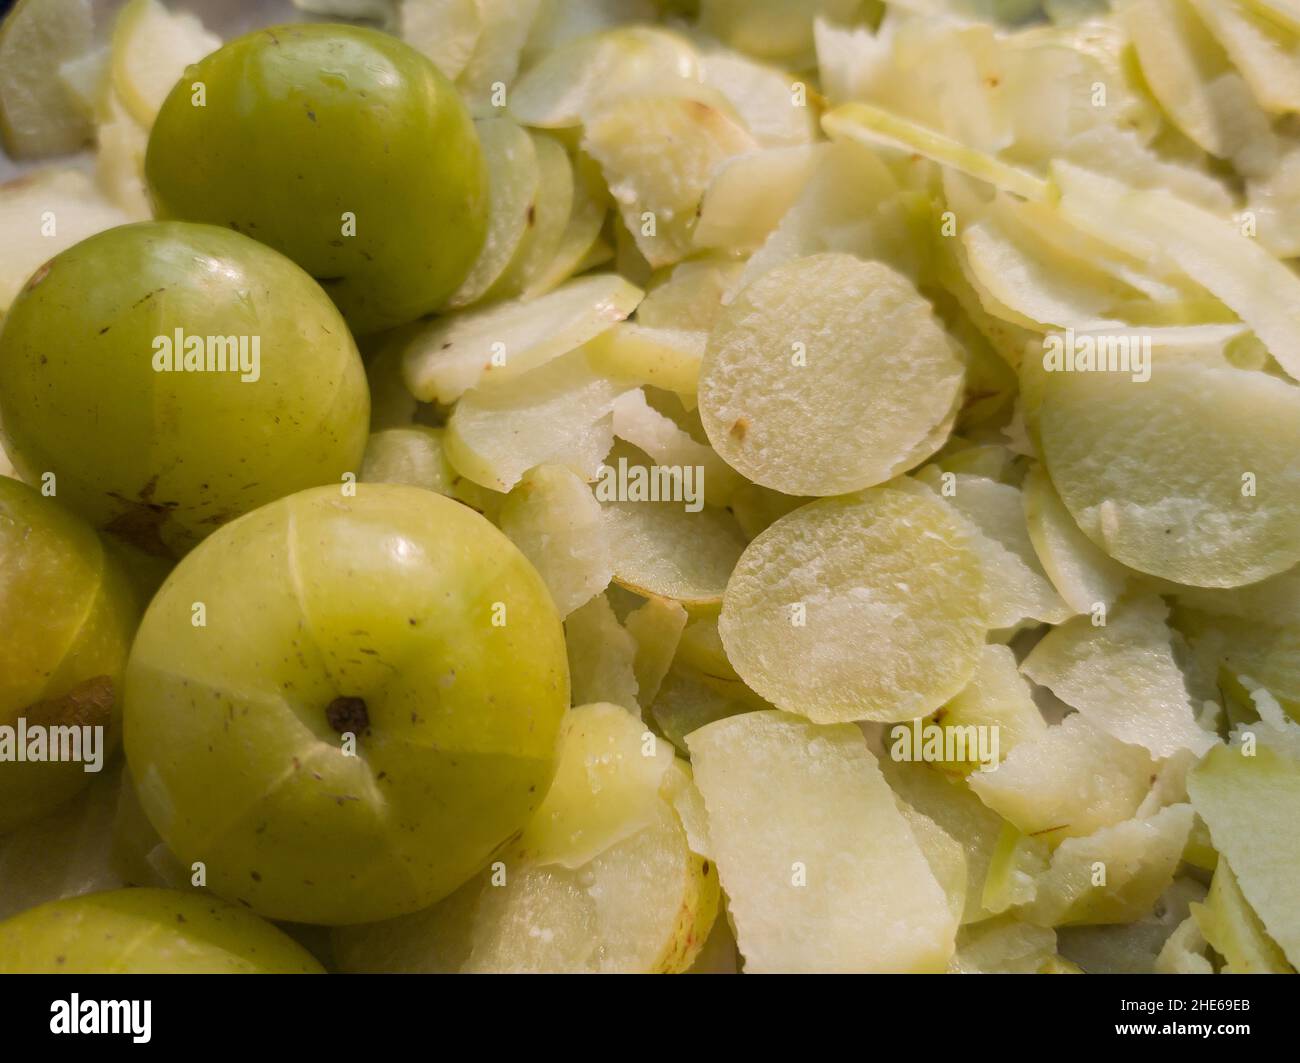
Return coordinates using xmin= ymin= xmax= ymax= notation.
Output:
xmin=326 ymin=695 xmax=369 ymax=735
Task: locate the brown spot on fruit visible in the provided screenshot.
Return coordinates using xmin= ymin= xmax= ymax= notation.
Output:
xmin=729 ymin=417 xmax=749 ymax=442
xmin=23 ymin=675 xmax=115 ymax=730
xmin=325 ymin=695 xmax=369 ymax=735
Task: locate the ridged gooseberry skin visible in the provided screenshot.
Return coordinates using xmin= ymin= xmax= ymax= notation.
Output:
xmin=124 ymin=483 xmax=570 ymax=926
xmin=145 ymin=23 xmax=489 ymax=334
xmin=0 ymin=220 xmax=369 ymax=558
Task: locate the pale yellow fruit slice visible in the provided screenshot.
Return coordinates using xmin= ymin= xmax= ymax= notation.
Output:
xmin=1119 ymin=0 xmax=1276 ymax=171
xmin=405 ymin=272 xmax=641 ymax=403
xmin=1022 ymin=464 xmax=1129 ymax=614
xmin=659 ymin=759 xmax=712 ymax=860
xmin=719 ymin=483 xmax=987 ymax=724
xmin=446 ymin=117 xmax=540 ymax=308
xmin=926 ymin=644 xmax=1046 ymax=773
xmin=565 ymin=593 xmax=639 ymax=711
xmin=1187 ymin=722 xmax=1300 ymax=966
xmin=822 ymin=101 xmax=1052 ymax=201
xmin=687 ymin=710 xmax=956 ymax=973
xmin=700 ymin=254 xmax=964 ymax=497
xmin=693 ymin=144 xmax=822 ymax=254
xmin=509 ymin=25 xmax=699 ymax=128
xmin=1053 ymin=161 xmax=1300 ymax=383
xmin=649 ymin=661 xmax=756 ymax=753
xmin=635 ymin=257 xmax=745 ymax=333
xmin=499 ymin=465 xmax=611 ymax=617
xmin=517 ymin=702 xmax=673 ymax=869
xmin=968 ymin=713 xmax=1157 ymax=845
xmin=1190 ymin=859 xmax=1294 ymax=973
xmin=1040 ymin=360 xmax=1300 ymax=588
xmin=443 ymin=348 xmax=630 ymax=492
xmin=1022 ymin=595 xmax=1215 ymax=759
xmin=1155 ymin=915 xmax=1215 ymax=974
xmin=335 ymin=800 xmax=718 ymax=973
xmin=879 ymin=759 xmax=1007 ymax=924
xmin=110 ymin=0 xmax=220 ymax=128
xmin=400 ymin=0 xmax=481 ymax=80
xmin=583 ymin=94 xmax=758 ymax=267
xmin=700 ymin=50 xmax=815 ymax=147
xmin=455 ymin=0 xmax=542 ymax=116
xmin=900 ymin=803 xmax=968 ymax=930
xmin=0 ymin=169 xmax=130 ymax=314
xmin=610 ymin=389 xmax=741 ymax=506
xmin=586 ymin=322 xmax=705 ymax=397
xmin=360 ymin=426 xmax=457 ymax=495
xmin=602 ymin=495 xmax=747 ymax=607
xmin=916 ymin=471 xmax=1074 ymax=629
xmin=1173 ymin=564 xmax=1300 ymax=628
xmin=624 ymin=595 xmax=687 ymax=709
xmin=733 ymin=139 xmax=924 ymax=297
xmin=1190 ymin=0 xmax=1300 ymax=114
xmin=490 ymin=132 xmax=574 ymax=300
xmin=701 ymin=0 xmax=861 ymax=63
xmin=1021 ymin=804 xmax=1195 ymax=927
xmin=94 ymin=87 xmax=151 ymax=220
xmin=950 ymin=917 xmax=1061 ymax=974
xmin=522 ymin=150 xmax=609 ymax=299
xmin=0 ymin=0 xmax=94 ymax=159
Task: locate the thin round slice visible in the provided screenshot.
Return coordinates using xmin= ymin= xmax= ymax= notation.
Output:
xmin=445 ymin=116 xmax=539 ymax=308
xmin=700 ymin=253 xmax=965 ymax=497
xmin=403 ymin=272 xmax=642 ymax=403
xmin=719 ymin=481 xmax=987 ymax=723
xmin=111 ymin=0 xmax=220 ymax=127
xmin=1040 ymin=361 xmax=1300 ymax=588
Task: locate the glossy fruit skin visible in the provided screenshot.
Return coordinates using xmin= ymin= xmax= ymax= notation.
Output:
xmin=0 ymin=888 xmax=325 ymax=973
xmin=145 ymin=24 xmax=489 ymax=334
xmin=124 ymin=483 xmax=570 ymax=925
xmin=0 ymin=221 xmax=369 ymax=558
xmin=0 ymin=477 xmax=140 ymax=833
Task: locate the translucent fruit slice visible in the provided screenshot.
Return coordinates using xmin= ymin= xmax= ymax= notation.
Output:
xmin=967 ymin=714 xmax=1157 ymax=845
xmin=687 ymin=710 xmax=956 ymax=973
xmin=509 ymin=25 xmax=699 ymax=128
xmin=565 ymin=593 xmax=639 ymax=711
xmin=403 ymin=272 xmax=642 ymax=403
xmin=1190 ymin=859 xmax=1293 ymax=973
xmin=0 ymin=170 xmax=130 ymax=313
xmin=1021 ymin=595 xmax=1215 ymax=759
xmin=335 ymin=704 xmax=718 ymax=974
xmin=442 ymin=348 xmax=630 ymax=492
xmin=515 ymin=702 xmax=674 ymax=869
xmin=1021 ymin=804 xmax=1195 ymax=927
xmin=822 ymin=101 xmax=1052 ymax=201
xmin=111 ymin=0 xmax=220 ymax=127
xmin=1022 ymin=464 xmax=1129 ymax=614
xmin=1040 ymin=359 xmax=1300 ymax=588
xmin=583 ymin=93 xmax=758 ymax=267
xmin=445 ymin=117 xmax=540 ymax=308
xmin=0 ymin=0 xmax=94 ymax=159
xmin=700 ymin=253 xmax=964 ymax=497
xmin=1187 ymin=722 xmax=1300 ymax=967
xmin=399 ymin=0 xmax=481 ymax=81
xmin=499 ymin=464 xmax=612 ymax=618
xmin=718 ymin=482 xmax=987 ymax=724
